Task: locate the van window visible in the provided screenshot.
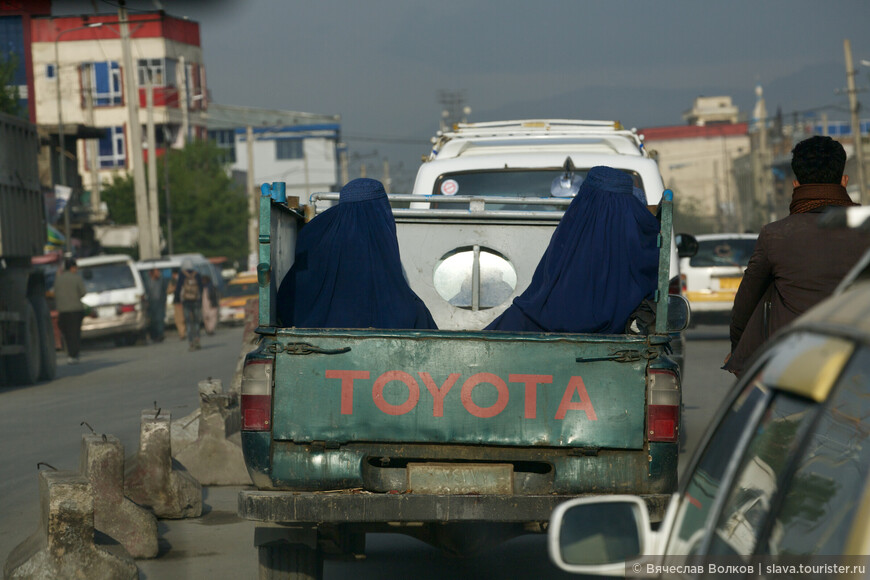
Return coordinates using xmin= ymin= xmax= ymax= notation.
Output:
xmin=80 ymin=263 xmax=136 ymax=293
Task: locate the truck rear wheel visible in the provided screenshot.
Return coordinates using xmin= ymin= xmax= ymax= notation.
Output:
xmin=31 ymin=295 xmax=57 ymax=381
xmin=8 ymin=302 xmax=41 ymax=385
xmin=258 ymin=542 xmax=323 ymax=580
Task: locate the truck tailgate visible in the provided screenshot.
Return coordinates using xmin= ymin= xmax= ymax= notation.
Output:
xmin=272 ymin=329 xmax=650 ymax=449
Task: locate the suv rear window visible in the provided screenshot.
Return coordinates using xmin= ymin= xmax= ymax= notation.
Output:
xmin=434 ymin=169 xmax=643 ymax=197
xmin=80 ymin=263 xmax=136 ymax=293
xmin=689 ymin=238 xmax=756 ymax=268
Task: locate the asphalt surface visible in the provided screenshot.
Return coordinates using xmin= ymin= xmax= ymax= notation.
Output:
xmin=0 ymin=324 xmax=735 ymax=579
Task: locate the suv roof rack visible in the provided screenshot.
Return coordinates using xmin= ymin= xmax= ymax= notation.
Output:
xmin=428 ymin=119 xmax=646 ymax=160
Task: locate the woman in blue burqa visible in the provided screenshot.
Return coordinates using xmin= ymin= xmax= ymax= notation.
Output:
xmin=486 ymin=165 xmax=659 ymax=334
xmin=277 ymin=178 xmax=437 ymax=329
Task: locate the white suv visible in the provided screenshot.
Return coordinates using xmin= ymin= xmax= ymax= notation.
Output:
xmin=410 ymin=119 xmax=685 ymax=364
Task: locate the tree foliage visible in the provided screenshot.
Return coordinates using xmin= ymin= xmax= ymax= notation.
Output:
xmin=0 ymin=52 xmax=22 ymax=117
xmin=101 ymin=140 xmax=247 ymax=262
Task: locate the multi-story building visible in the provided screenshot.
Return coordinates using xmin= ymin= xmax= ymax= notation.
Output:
xmin=0 ymin=0 xmax=51 ymax=122
xmin=206 ymin=103 xmax=342 ymax=202
xmin=30 ymin=11 xmax=208 ymax=199
xmin=641 ymin=97 xmax=750 ymax=234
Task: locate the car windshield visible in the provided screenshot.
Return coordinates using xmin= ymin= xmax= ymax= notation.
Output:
xmin=690 ymin=238 xmax=756 ymax=268
xmin=224 ymin=282 xmax=258 ymax=298
xmin=80 ymin=263 xmax=136 ymax=293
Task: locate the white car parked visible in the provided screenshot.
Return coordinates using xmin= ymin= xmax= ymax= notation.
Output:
xmin=77 ymin=255 xmax=148 ymax=345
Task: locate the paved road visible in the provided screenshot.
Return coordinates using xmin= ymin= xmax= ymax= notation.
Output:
xmin=0 ymin=324 xmax=736 ymax=579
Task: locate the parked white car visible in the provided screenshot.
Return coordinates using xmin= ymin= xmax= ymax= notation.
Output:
xmin=679 ymin=233 xmax=757 ymax=325
xmin=77 ymin=255 xmax=148 ymax=345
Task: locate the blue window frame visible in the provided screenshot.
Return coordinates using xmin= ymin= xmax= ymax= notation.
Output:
xmin=87 ymin=61 xmax=122 ymax=106
xmin=98 ymin=126 xmax=126 ymax=169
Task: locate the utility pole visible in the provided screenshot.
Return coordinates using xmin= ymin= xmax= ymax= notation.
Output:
xmin=752 ymin=85 xmax=773 ymax=227
xmin=119 ymin=0 xmax=153 ymax=258
xmin=246 ymin=125 xmax=256 ymax=271
xmin=179 ymin=55 xmax=188 ymax=147
xmin=713 ymin=159 xmax=724 ymax=232
xmin=303 ymin=142 xmax=310 ymax=201
xmin=54 ymin=34 xmax=69 ymax=253
xmin=845 ymin=38 xmax=868 ymax=204
xmin=382 ymin=158 xmax=391 ymax=193
xmin=162 ymin=126 xmax=174 ymax=254
xmin=82 ymin=63 xmax=102 ymax=219
xmin=339 ymin=147 xmax=349 ymax=185
xmin=145 ymin=74 xmax=161 ymax=256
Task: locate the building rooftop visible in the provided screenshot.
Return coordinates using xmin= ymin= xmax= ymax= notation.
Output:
xmin=639 ymin=122 xmax=748 ymax=141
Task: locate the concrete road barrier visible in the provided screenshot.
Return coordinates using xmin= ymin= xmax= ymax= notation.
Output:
xmin=3 ymin=470 xmax=138 ymax=580
xmin=174 ymin=379 xmax=252 ymax=485
xmin=80 ymin=434 xmax=158 ymax=559
xmin=172 ymin=378 xmax=241 ymax=457
xmin=124 ymin=410 xmax=202 ymax=519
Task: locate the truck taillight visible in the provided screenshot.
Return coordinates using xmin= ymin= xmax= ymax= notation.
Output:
xmin=241 ymin=358 xmax=273 ymax=431
xmin=117 ymin=304 xmax=136 ymax=314
xmin=669 ymin=274 xmax=682 ymax=296
xmin=647 ymin=369 xmax=679 ymax=444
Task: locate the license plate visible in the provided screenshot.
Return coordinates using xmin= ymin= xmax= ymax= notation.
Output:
xmin=97 ymin=306 xmax=115 ymax=318
xmin=717 ymin=277 xmax=742 ymax=290
xmin=407 ymin=463 xmax=513 ymax=494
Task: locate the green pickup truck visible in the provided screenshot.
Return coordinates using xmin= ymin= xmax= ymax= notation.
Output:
xmin=238 ymin=183 xmax=689 ymax=578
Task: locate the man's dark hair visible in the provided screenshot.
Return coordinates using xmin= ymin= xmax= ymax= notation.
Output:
xmin=64 ymin=257 xmax=77 ymax=270
xmin=791 ymin=136 xmax=846 ymax=184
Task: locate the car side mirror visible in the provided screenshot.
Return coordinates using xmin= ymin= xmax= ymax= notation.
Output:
xmin=548 ymin=496 xmax=652 ymax=575
xmin=676 ymin=233 xmax=699 ymax=259
xmin=668 ymin=295 xmax=691 ymax=332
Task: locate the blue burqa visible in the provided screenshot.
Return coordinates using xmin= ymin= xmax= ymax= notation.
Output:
xmin=277 ymin=178 xmax=437 ymax=330
xmin=485 ymin=166 xmax=660 ymax=334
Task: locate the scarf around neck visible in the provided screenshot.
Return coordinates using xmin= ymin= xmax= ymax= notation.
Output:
xmin=789 ymin=183 xmax=856 ymax=214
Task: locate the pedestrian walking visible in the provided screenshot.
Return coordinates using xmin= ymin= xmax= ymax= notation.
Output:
xmin=52 ymin=257 xmax=86 ymax=364
xmin=201 ymin=275 xmax=219 ymax=335
xmin=146 ymin=267 xmax=167 ymax=342
xmin=174 ymin=259 xmax=204 ymax=351
xmin=724 ymin=136 xmax=870 ymax=377
xmin=168 ymin=271 xmax=186 ymax=340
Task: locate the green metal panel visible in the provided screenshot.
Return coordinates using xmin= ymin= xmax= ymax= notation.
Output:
xmin=272 ymin=329 xmax=654 ymax=449
xmin=258 ymin=192 xmax=271 ymax=327
xmin=655 ymin=190 xmax=674 ymax=334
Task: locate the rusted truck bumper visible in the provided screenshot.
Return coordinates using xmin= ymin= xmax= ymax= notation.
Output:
xmin=238 ymin=489 xmax=672 ymax=524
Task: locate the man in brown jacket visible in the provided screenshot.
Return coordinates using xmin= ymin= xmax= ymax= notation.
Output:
xmin=724 ymin=135 xmax=870 ymax=377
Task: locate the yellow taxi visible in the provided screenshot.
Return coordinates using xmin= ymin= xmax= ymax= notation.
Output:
xmin=679 ymin=233 xmax=757 ymax=325
xmin=219 ymin=272 xmax=258 ymax=325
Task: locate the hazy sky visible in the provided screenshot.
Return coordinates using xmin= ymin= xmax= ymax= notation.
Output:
xmin=53 ymin=0 xmax=870 ymax=190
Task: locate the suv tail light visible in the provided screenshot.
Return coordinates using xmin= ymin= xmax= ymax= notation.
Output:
xmin=117 ymin=304 xmax=137 ymax=314
xmin=241 ymin=357 xmax=273 ymax=431
xmin=669 ymin=274 xmax=682 ymax=296
xmin=647 ymin=369 xmax=679 ymax=443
